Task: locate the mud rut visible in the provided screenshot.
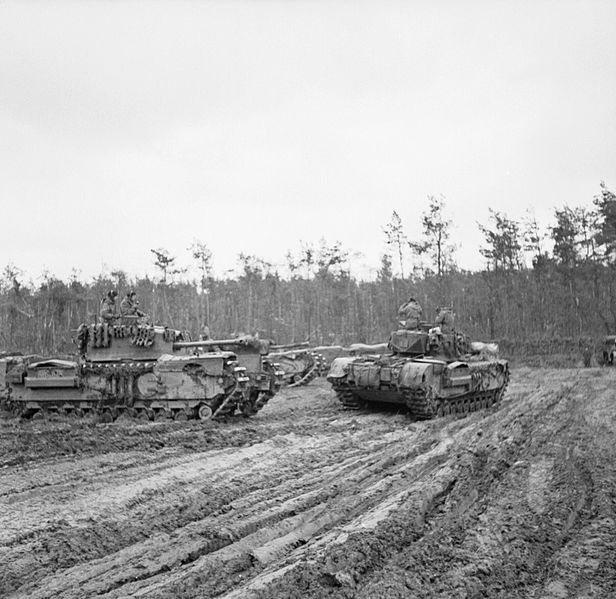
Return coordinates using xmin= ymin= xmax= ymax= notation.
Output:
xmin=1 ymin=368 xmax=615 ymax=598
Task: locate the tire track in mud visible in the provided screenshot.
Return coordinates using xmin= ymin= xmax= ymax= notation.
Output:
xmin=5 ymin=423 xmax=445 ymax=598
xmin=104 ymin=433 xmax=458 ymax=599
xmin=534 ymin=384 xmax=616 ymax=598
xmin=223 ymin=372 xmax=616 ymax=599
xmin=3 ymin=371 xmax=616 ymax=598
xmin=0 ymin=396 xmax=412 ymax=597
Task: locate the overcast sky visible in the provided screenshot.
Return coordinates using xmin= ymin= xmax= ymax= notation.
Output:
xmin=1 ymin=0 xmax=615 ymax=282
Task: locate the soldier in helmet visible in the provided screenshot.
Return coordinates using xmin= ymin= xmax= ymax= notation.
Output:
xmin=435 ymin=307 xmax=455 ymax=333
xmin=199 ymin=323 xmax=211 ymax=341
xmin=120 ymin=290 xmax=145 ymax=318
xmin=398 ymin=296 xmax=423 ymax=330
xmin=99 ymin=290 xmax=119 ymax=323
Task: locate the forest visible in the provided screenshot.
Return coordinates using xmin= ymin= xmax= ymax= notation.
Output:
xmin=1 ymin=182 xmax=615 ymax=359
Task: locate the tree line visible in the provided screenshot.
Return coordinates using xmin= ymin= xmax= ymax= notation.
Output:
xmin=1 ymin=182 xmax=614 ymax=357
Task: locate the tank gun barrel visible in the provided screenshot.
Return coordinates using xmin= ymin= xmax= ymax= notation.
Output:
xmin=343 ymin=342 xmax=390 ymax=354
xmin=310 ymin=345 xmax=344 ymax=352
xmin=172 ymin=339 xmax=247 ymax=349
xmin=269 ymin=341 xmax=310 ymax=352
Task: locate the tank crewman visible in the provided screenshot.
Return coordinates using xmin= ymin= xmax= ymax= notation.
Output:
xmin=199 ymin=324 xmax=211 ymax=341
xmin=99 ymin=290 xmax=119 ymax=323
xmin=398 ymin=297 xmax=423 ymax=330
xmin=119 ymin=290 xmax=145 ymax=317
xmin=435 ymin=307 xmax=455 ymax=333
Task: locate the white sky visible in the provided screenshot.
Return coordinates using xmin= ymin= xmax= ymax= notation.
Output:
xmin=1 ymin=0 xmax=615 ymax=282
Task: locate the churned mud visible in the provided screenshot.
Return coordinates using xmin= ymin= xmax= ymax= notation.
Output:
xmin=1 ymin=368 xmax=615 ymax=598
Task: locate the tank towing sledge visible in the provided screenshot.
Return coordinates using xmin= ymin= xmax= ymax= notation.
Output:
xmin=269 ymin=342 xmax=326 ymax=387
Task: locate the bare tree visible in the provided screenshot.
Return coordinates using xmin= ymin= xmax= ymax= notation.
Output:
xmin=150 ymin=248 xmax=186 ymax=325
xmin=593 ymin=181 xmax=616 ymax=263
xmin=189 ymin=241 xmax=213 ymax=326
xmin=383 ymin=211 xmax=407 ymax=279
xmin=409 ymin=195 xmax=456 ymax=277
xmin=551 ymin=207 xmax=583 ymax=267
xmin=522 ymin=210 xmax=547 ymax=267
xmin=478 ymin=210 xmax=522 ymax=272
xmin=151 ymin=248 xmax=178 ymax=284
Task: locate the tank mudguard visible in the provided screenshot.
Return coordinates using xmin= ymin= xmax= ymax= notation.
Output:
xmin=398 ymin=361 xmax=434 ymax=389
xmin=327 ymin=357 xmax=356 ymax=380
xmin=30 ymin=359 xmax=78 ymax=369
xmin=155 ymin=353 xmax=227 ymax=376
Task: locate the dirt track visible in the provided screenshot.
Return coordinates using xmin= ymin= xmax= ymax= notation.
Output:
xmin=1 ymin=367 xmax=615 ymax=598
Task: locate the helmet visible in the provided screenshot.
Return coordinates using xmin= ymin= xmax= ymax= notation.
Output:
xmin=109 ymin=289 xmax=118 ymax=298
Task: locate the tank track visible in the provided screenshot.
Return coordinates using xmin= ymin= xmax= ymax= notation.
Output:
xmin=331 ymin=368 xmax=510 ymax=419
xmin=6 ymin=388 xmax=263 ymax=423
xmin=405 ymin=368 xmax=511 ymax=420
xmin=333 ymin=386 xmax=364 ymax=409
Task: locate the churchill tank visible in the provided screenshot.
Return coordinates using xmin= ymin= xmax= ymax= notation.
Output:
xmin=0 ymin=319 xmax=283 ymax=421
xmin=269 ymin=342 xmax=326 ymax=387
xmin=194 ymin=335 xmax=284 ymax=415
xmin=327 ymin=324 xmax=509 ymax=419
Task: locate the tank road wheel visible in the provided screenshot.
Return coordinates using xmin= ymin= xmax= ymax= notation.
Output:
xmin=436 ymin=403 xmax=446 ymax=417
xmin=174 ymin=409 xmax=189 ymax=421
xmin=154 ymin=410 xmax=171 ymax=422
xmin=32 ymin=410 xmax=45 ymax=421
xmin=115 ymin=409 xmax=129 ymax=422
xmin=137 ymin=408 xmax=152 ymax=421
xmin=100 ymin=409 xmax=114 ymax=423
xmin=198 ymin=404 xmax=213 ymax=421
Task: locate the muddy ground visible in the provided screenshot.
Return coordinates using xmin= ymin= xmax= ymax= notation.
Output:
xmin=1 ymin=367 xmax=615 ymax=598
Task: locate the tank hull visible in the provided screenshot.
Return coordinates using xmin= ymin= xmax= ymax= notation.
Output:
xmin=327 ymin=355 xmax=509 ymax=419
xmin=1 ymin=325 xmax=284 ymax=421
xmin=1 ymin=352 xmax=250 ymax=421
